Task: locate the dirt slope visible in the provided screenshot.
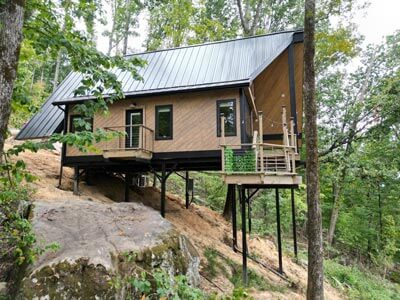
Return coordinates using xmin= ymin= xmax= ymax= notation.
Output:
xmin=7 ymin=139 xmax=343 ymax=299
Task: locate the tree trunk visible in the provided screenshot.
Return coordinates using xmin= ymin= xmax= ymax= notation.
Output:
xmin=304 ymin=0 xmax=324 ymax=299
xmin=108 ymin=1 xmax=117 ymax=55
xmin=122 ymin=0 xmax=131 ymax=56
xmin=326 ymin=182 xmax=341 ymax=245
xmin=0 ymin=0 xmax=26 ymax=163
xmin=236 ymin=0 xmax=262 ymax=36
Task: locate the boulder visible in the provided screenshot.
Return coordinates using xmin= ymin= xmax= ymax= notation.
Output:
xmin=17 ymin=200 xmax=200 ymax=299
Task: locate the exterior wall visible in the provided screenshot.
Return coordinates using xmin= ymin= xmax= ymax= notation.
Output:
xmin=252 ymin=44 xmax=303 ymax=142
xmin=66 ymin=88 xmax=240 ymax=157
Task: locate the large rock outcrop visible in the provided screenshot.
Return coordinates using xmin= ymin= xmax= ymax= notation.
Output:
xmin=17 ymin=200 xmax=200 ymax=299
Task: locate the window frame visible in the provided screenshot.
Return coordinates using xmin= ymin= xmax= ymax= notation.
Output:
xmin=216 ymin=99 xmax=237 ymax=137
xmin=155 ymin=104 xmax=173 ymax=140
xmin=69 ymin=115 xmax=93 ymax=133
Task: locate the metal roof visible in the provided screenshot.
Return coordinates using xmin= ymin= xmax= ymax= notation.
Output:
xmin=16 ymin=30 xmax=298 ymax=140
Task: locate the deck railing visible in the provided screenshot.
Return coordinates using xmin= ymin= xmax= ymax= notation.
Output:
xmin=220 ymin=106 xmax=298 ymax=175
xmin=103 ymin=125 xmax=154 ymax=153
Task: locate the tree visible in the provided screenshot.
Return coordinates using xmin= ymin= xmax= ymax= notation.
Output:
xmin=189 ymin=0 xmax=239 ymax=44
xmin=104 ymin=0 xmax=142 ymax=55
xmin=236 ymin=0 xmax=263 ymax=36
xmin=145 ymin=0 xmax=194 ymax=50
xmin=0 ymin=0 xmax=26 ymax=163
xmin=304 ymin=0 xmax=324 ymax=298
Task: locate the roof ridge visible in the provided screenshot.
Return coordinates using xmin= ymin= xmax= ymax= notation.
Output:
xmin=123 ymin=29 xmax=303 ymax=57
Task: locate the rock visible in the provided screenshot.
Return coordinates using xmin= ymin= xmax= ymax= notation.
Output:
xmin=0 ymin=282 xmax=7 ymax=296
xmin=17 ymin=200 xmax=200 ymax=299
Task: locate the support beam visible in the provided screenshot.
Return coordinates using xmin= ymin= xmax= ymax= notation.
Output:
xmin=185 ymin=171 xmax=189 ymax=209
xmin=125 ymin=173 xmax=131 ymax=202
xmin=247 ymin=190 xmax=252 ymax=234
xmin=240 ymin=186 xmax=248 ymax=285
xmin=73 ymin=166 xmax=80 ymax=195
xmin=275 ymin=188 xmax=283 ymax=274
xmin=231 ymin=184 xmax=237 ymax=251
xmin=58 ymin=105 xmax=69 ymax=188
xmin=291 ymin=188 xmax=298 ymax=258
xmin=161 ymin=163 xmax=166 ymax=218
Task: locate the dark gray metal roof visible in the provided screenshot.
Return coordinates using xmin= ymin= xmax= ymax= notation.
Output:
xmin=16 ymin=31 xmax=297 ymax=140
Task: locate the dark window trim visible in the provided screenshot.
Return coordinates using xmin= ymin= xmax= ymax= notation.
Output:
xmin=69 ymin=115 xmax=93 ymax=133
xmin=216 ymin=99 xmax=237 ymax=137
xmin=155 ymin=104 xmax=173 ymax=140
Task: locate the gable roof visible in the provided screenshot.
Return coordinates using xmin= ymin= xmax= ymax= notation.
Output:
xmin=16 ymin=30 xmax=302 ymax=140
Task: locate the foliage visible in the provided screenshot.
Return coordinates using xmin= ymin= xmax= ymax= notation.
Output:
xmin=110 ymin=268 xmax=204 ymax=299
xmin=0 ymin=145 xmax=59 ymax=269
xmin=324 ymin=259 xmax=400 ymax=299
xmin=224 ymin=148 xmax=255 ymax=173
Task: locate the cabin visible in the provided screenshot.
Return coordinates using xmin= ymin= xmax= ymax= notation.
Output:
xmin=17 ymin=30 xmax=304 ymax=281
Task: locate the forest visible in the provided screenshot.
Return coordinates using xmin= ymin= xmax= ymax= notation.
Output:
xmin=0 ymin=0 xmax=399 ymax=299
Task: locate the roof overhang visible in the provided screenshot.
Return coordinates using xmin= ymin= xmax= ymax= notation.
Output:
xmin=52 ymin=80 xmax=250 ymax=105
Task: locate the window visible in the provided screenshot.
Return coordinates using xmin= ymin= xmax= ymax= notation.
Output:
xmin=155 ymin=105 xmax=173 ymax=140
xmin=217 ymin=99 xmax=236 ymax=136
xmin=69 ymin=115 xmax=93 ymax=133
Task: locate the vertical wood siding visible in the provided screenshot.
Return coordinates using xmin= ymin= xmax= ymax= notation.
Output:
xmin=66 ymin=89 xmax=240 ymax=156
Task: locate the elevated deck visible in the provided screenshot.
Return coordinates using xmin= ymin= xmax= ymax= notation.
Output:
xmin=102 ymin=125 xmax=154 ymax=160
xmin=220 ymin=107 xmax=301 ymax=187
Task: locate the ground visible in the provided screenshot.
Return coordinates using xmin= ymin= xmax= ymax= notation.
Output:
xmin=6 ymin=138 xmax=344 ymax=299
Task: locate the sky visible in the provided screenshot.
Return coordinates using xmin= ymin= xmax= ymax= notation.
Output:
xmin=355 ymin=0 xmax=400 ymax=45
xmin=97 ymin=0 xmax=400 ymax=54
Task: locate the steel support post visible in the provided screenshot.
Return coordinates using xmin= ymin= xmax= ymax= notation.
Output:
xmin=275 ymin=188 xmax=283 ymax=274
xmin=291 ymin=188 xmax=298 ymax=258
xmin=241 ymin=186 xmax=248 ymax=285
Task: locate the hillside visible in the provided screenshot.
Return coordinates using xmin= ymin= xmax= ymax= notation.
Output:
xmin=7 ymin=139 xmax=343 ymax=299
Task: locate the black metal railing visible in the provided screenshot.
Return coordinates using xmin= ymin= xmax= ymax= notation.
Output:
xmin=103 ymin=125 xmax=154 ymax=153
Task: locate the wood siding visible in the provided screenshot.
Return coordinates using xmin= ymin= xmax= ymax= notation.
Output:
xmin=252 ymin=44 xmax=303 ymax=143
xmin=66 ymin=89 xmax=240 ymax=156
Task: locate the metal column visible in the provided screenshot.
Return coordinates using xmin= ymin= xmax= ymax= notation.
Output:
xmin=240 ymin=186 xmax=248 ymax=285
xmin=291 ymin=188 xmax=298 ymax=258
xmin=231 ymin=184 xmax=237 ymax=251
xmin=185 ymin=171 xmax=189 ymax=209
xmin=125 ymin=173 xmax=131 ymax=202
xmin=160 ymin=163 xmax=166 ymax=218
xmin=275 ymin=188 xmax=283 ymax=274
xmin=73 ymin=166 xmax=79 ymax=195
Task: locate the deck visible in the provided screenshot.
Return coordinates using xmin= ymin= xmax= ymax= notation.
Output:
xmin=220 ymin=107 xmax=301 ymax=187
xmin=102 ymin=125 xmax=154 ymax=160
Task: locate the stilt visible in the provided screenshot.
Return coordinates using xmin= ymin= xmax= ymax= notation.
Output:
xmin=125 ymin=173 xmax=131 ymax=202
xmin=231 ymin=184 xmax=237 ymax=251
xmin=275 ymin=188 xmax=283 ymax=274
xmin=240 ymin=186 xmax=248 ymax=285
xmin=153 ymin=172 xmax=157 ymax=187
xmin=58 ymin=163 xmax=63 ymax=188
xmin=248 ymin=190 xmax=252 ymax=234
xmin=185 ymin=171 xmax=189 ymax=209
xmin=73 ymin=166 xmax=80 ymax=195
xmin=291 ymin=188 xmax=298 ymax=258
xmin=160 ymin=163 xmax=166 ymax=218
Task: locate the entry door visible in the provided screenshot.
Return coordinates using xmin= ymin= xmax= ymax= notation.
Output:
xmin=126 ymin=109 xmax=143 ymax=148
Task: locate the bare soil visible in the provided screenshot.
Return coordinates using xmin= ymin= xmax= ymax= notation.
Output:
xmin=6 ymin=138 xmax=344 ymax=299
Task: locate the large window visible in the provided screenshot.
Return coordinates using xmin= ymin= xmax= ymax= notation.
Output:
xmin=69 ymin=115 xmax=93 ymax=133
xmin=217 ymin=99 xmax=236 ymax=136
xmin=155 ymin=105 xmax=173 ymax=140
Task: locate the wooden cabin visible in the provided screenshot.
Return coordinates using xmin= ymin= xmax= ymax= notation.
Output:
xmin=17 ymin=30 xmax=304 ymax=195
xmin=17 ymin=31 xmax=304 ymax=278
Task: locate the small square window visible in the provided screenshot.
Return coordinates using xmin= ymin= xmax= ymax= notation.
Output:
xmin=155 ymin=105 xmax=173 ymax=140
xmin=217 ymin=99 xmax=236 ymax=137
xmin=69 ymin=115 xmax=93 ymax=133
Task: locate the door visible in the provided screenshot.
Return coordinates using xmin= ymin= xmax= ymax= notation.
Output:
xmin=126 ymin=109 xmax=143 ymax=148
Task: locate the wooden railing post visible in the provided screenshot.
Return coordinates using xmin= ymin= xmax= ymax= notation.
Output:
xmin=252 ymin=130 xmax=258 ymax=171
xmin=221 ymin=115 xmax=226 ymax=172
xmin=258 ymin=111 xmax=263 ymax=172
